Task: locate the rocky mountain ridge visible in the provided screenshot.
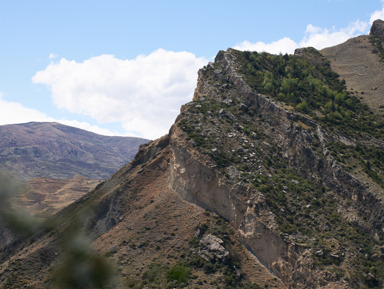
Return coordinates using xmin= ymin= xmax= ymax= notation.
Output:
xmin=1 ymin=22 xmax=384 ymax=288
xmin=170 ymin=45 xmax=384 ymax=287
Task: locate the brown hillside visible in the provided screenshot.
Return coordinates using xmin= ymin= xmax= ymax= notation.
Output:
xmin=321 ymin=35 xmax=384 ymax=117
xmin=21 ymin=175 xmax=101 ymax=217
xmin=0 ymin=137 xmax=283 ymax=288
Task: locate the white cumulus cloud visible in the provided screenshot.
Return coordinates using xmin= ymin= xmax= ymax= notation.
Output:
xmin=370 ymin=0 xmax=384 ymax=24
xmin=300 ymin=20 xmax=368 ymax=50
xmin=234 ymin=19 xmax=370 ymax=54
xmin=0 ymin=93 xmax=53 ymax=124
xmin=33 ymin=49 xmax=208 ymax=139
xmin=233 ymin=37 xmax=298 ymax=55
xmin=0 ymin=92 xmax=119 ymax=136
xmin=235 ymin=0 xmax=384 ymax=55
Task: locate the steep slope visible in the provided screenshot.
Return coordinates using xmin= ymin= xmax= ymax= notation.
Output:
xmin=169 ymin=47 xmax=384 ymax=287
xmin=1 ymin=28 xmax=384 ymax=288
xmin=0 ymin=137 xmax=283 ymax=288
xmin=0 ymin=122 xmax=148 ymax=180
xmin=321 ymin=19 xmax=384 ymax=117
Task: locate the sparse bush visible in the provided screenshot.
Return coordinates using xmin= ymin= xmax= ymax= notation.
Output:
xmin=142 ymin=263 xmax=167 ymax=283
xmin=203 ymin=262 xmax=216 ymax=274
xmin=166 ymin=263 xmax=191 ymax=283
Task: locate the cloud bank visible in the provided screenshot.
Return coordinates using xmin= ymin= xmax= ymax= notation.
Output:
xmin=0 ymin=93 xmax=120 ymax=136
xmin=0 ymin=93 xmax=52 ymax=124
xmin=234 ymin=2 xmax=384 ymax=54
xmin=370 ymin=0 xmax=384 ymax=24
xmin=33 ymin=49 xmax=208 ymax=139
xmin=234 ymin=20 xmax=369 ymax=54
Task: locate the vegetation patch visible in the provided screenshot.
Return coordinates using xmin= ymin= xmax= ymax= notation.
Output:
xmin=232 ymin=49 xmax=384 ymax=139
xmin=166 ymin=262 xmax=191 ymax=284
xmin=369 ymin=35 xmax=384 ymax=61
xmin=327 ymin=141 xmax=384 ymax=188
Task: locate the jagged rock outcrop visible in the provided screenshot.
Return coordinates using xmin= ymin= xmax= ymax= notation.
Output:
xmin=370 ymin=19 xmax=384 ymax=42
xmin=198 ymin=234 xmax=229 ymax=261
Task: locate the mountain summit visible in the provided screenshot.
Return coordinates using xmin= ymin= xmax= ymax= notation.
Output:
xmin=1 ymin=22 xmax=384 ymax=288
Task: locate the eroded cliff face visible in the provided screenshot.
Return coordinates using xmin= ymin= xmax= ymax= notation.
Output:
xmin=168 ymin=48 xmax=384 ymax=288
xmin=169 ymin=124 xmax=287 ymax=271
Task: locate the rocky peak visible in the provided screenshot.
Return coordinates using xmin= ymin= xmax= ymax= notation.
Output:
xmin=370 ymin=19 xmax=384 ymax=42
xmin=294 ymin=47 xmax=329 ymax=66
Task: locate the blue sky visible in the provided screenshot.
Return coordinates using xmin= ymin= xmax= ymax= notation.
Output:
xmin=0 ymin=0 xmax=383 ymax=139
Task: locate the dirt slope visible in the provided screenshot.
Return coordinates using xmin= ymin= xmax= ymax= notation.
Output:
xmin=321 ymin=35 xmax=384 ymax=116
xmin=0 ymin=137 xmax=283 ymax=288
xmin=19 ymin=175 xmax=101 ymax=217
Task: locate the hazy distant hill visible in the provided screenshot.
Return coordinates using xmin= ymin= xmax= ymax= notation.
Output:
xmin=0 ymin=122 xmax=149 ymax=180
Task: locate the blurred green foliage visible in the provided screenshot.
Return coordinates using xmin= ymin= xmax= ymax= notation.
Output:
xmin=0 ymin=171 xmax=115 ymax=289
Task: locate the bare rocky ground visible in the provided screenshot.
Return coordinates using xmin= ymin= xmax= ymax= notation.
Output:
xmin=92 ymin=146 xmax=284 ymax=288
xmin=321 ymin=31 xmax=384 ymax=200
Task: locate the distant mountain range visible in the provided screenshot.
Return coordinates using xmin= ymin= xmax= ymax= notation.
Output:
xmin=0 ymin=122 xmax=149 ymax=180
xmin=0 ymin=122 xmax=148 ymax=217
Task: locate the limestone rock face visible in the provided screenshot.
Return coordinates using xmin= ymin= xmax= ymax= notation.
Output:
xmin=198 ymin=234 xmax=229 ymax=261
xmin=370 ymin=19 xmax=384 ymax=42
